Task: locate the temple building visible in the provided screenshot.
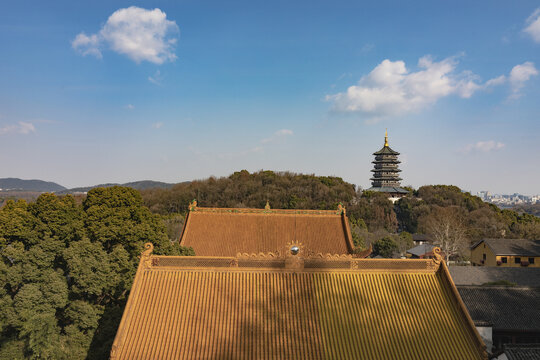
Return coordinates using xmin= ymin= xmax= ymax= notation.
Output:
xmin=368 ymin=130 xmax=408 ymax=202
xmin=111 ymin=244 xmax=487 ymax=359
xmin=110 ymin=202 xmax=487 ymax=359
xmin=178 ymin=201 xmax=361 ymax=256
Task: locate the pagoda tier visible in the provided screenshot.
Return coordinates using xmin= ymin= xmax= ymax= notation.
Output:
xmin=367 ymin=130 xmax=408 ymax=196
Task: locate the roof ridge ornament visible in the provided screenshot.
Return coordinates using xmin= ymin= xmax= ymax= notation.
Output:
xmin=189 ymin=199 xmax=198 ymax=211
xmin=236 ymin=251 xmax=281 ymax=259
xmin=385 ymin=128 xmax=389 ymax=147
xmin=264 ymin=201 xmax=271 ymax=211
xmin=141 ymin=243 xmax=154 ymax=269
xmin=432 ymin=247 xmax=443 ymax=265
xmin=337 ymin=202 xmax=346 ymax=215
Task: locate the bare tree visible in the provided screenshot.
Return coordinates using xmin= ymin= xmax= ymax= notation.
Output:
xmin=422 ymin=207 xmax=468 ymax=263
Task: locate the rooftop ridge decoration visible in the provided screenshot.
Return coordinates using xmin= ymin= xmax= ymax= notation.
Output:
xmin=188 ymin=205 xmax=345 ymax=216
xmin=337 ymin=202 xmax=346 ymax=215
xmin=144 ymin=242 xmax=444 ymax=273
xmin=141 ymin=242 xmax=154 ymax=269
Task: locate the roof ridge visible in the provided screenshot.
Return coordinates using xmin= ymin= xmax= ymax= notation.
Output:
xmin=144 ymin=243 xmax=444 ymax=273
xmin=190 ymin=206 xmax=345 ymax=216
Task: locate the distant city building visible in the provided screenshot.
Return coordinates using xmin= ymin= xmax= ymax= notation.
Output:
xmin=477 ymin=191 xmax=540 ymax=207
xmin=367 ymin=130 xmax=408 ymax=202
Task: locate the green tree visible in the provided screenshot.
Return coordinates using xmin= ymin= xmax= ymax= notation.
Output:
xmin=83 ymin=186 xmax=178 ymax=257
xmin=373 ymin=237 xmax=398 ymax=258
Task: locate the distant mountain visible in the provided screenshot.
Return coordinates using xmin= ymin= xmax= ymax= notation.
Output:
xmin=0 ymin=178 xmax=66 ymax=192
xmin=59 ymin=180 xmax=177 ymax=194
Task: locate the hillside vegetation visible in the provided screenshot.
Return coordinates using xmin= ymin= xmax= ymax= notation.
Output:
xmin=0 ymin=187 xmax=193 ymax=359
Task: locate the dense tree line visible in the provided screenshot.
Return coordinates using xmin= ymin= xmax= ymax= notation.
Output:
xmin=0 ymin=187 xmax=193 ymax=359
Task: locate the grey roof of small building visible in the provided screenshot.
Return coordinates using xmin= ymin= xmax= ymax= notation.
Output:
xmin=367 ymin=186 xmax=409 ymax=194
xmin=412 ymin=233 xmax=432 ymax=242
xmin=407 ymin=243 xmax=436 ymax=257
xmin=503 ymin=344 xmax=540 ymax=360
xmin=449 ymin=267 xmax=540 ymax=287
xmin=457 ymin=286 xmax=540 ymax=331
xmin=471 ymin=238 xmax=540 ymax=256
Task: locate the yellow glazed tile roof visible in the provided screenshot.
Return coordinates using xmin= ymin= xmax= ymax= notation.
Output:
xmin=179 ymin=205 xmax=355 ymax=256
xmin=111 ymin=244 xmax=487 ymax=360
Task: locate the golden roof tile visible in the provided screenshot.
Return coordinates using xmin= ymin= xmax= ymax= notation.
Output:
xmin=179 ymin=205 xmax=355 ymax=256
xmin=111 ymin=245 xmax=487 ymax=359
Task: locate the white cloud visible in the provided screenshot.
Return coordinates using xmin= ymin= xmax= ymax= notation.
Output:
xmin=152 ymin=122 xmax=163 ymax=129
xmin=508 ymin=61 xmax=538 ymax=99
xmin=125 ymin=104 xmax=135 ymax=110
xmin=148 ymin=70 xmax=163 ymax=85
xmin=72 ymin=6 xmax=179 ymax=64
xmin=0 ymin=121 xmax=36 ymax=135
xmin=326 ymin=56 xmax=505 ymax=120
xmin=72 ymin=33 xmax=102 ymax=58
xmin=524 ymin=8 xmax=540 ymax=43
xmin=261 ymin=129 xmax=293 ymax=143
xmin=461 ymin=141 xmax=505 ymax=154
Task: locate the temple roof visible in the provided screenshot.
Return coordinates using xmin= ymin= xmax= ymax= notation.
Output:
xmin=373 ymin=145 xmax=400 ymax=156
xmin=179 ymin=203 xmax=354 ymax=256
xmin=111 ymin=244 xmax=487 ymax=360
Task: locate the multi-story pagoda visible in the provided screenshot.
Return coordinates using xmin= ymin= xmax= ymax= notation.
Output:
xmin=368 ymin=130 xmax=408 ymax=201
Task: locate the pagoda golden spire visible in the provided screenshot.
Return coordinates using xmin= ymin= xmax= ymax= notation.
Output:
xmin=384 ymin=129 xmax=388 ymax=147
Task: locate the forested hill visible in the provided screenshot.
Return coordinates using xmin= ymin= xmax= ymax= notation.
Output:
xmin=0 ymin=178 xmax=66 ymax=192
xmin=57 ymin=180 xmax=179 ymax=194
xmin=141 ymin=170 xmax=540 ymax=243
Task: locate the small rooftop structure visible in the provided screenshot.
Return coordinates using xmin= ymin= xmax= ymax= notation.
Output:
xmin=406 ymin=243 xmax=437 ymax=258
xmin=412 ymin=233 xmax=433 ymax=245
xmin=111 ymin=244 xmax=487 ymax=359
xmin=471 ymin=239 xmax=540 ymax=257
xmin=179 ymin=201 xmax=355 ymax=256
xmin=470 ymin=239 xmax=540 ymax=267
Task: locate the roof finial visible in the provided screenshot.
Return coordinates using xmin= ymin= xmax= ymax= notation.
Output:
xmin=384 ymin=128 xmax=389 ymax=147
xmin=265 ymin=201 xmax=271 ymax=210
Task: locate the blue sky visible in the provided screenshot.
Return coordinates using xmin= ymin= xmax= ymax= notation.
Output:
xmin=1 ymin=1 xmax=539 ymax=194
